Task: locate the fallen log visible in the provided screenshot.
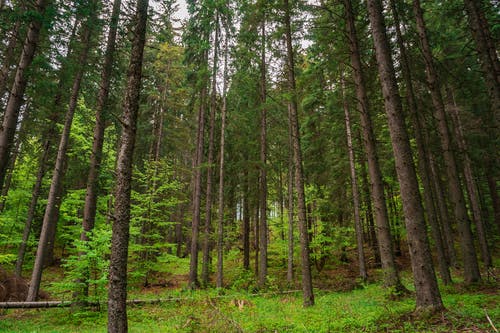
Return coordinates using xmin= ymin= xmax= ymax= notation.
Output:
xmin=0 ymin=301 xmax=73 ymax=308
xmin=0 ymin=290 xmax=303 ymax=309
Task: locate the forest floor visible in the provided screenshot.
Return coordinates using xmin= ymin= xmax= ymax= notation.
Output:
xmin=0 ymin=253 xmax=499 ymax=332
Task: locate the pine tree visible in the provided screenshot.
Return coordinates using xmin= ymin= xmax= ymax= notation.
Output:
xmin=366 ymin=0 xmax=443 ymax=312
xmin=107 ymin=0 xmax=149 ymax=330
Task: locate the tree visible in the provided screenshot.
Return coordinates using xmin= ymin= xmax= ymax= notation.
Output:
xmin=201 ymin=10 xmax=220 ymax=288
xmin=0 ymin=0 xmax=50 ymax=192
xmin=258 ymin=0 xmax=268 ymax=288
xmin=80 ymin=0 xmax=122 ymax=291
xmin=342 ymin=0 xmax=403 ymax=290
xmin=107 ymin=0 xmax=149 ymax=330
xmin=185 ymin=0 xmax=211 ymax=288
xmin=216 ymin=16 xmax=230 ymax=289
xmin=284 ymin=0 xmax=314 ymax=307
xmin=340 ymin=70 xmax=367 ymax=282
xmin=27 ymin=0 xmax=100 ymax=301
xmin=366 ymin=0 xmax=443 ymax=312
xmin=412 ymin=0 xmax=481 ymax=283
xmin=388 ymin=0 xmax=451 ymax=284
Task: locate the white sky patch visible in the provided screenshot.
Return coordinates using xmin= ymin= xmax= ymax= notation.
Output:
xmin=173 ymin=0 xmax=188 ymax=24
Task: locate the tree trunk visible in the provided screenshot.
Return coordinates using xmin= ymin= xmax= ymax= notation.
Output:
xmin=0 ymin=0 xmax=49 ymax=192
xmin=107 ymin=0 xmax=148 ymax=331
xmin=216 ymin=24 xmax=229 ymax=289
xmin=284 ymin=0 xmax=314 ymax=307
xmin=428 ymin=152 xmax=457 ymax=267
xmin=201 ymin=13 xmax=219 ymax=287
xmin=14 ymin=139 xmax=50 ymax=277
xmin=26 ymin=3 xmax=97 ymax=301
xmin=446 ymin=88 xmax=491 ymax=268
xmin=367 ymin=0 xmax=443 ymax=312
xmin=254 ymin=199 xmax=259 ymax=276
xmin=243 ymin=171 xmax=250 ymax=270
xmin=359 ymin=149 xmax=380 ymax=266
xmin=189 ymin=69 xmax=208 ymax=289
xmin=413 ymin=0 xmax=481 ymax=284
xmin=287 ymin=104 xmax=294 ymax=283
xmin=341 ymin=71 xmax=367 ymax=282
xmin=81 ymin=0 xmax=121 ymax=249
xmin=389 ymin=0 xmax=451 ymax=284
xmin=258 ymin=14 xmax=268 ymax=288
xmin=343 ymin=0 xmax=403 ymax=290
xmin=176 ymin=206 xmax=185 ymax=258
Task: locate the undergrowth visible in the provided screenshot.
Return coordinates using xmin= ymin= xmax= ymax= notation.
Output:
xmin=0 ymin=280 xmax=498 ymax=332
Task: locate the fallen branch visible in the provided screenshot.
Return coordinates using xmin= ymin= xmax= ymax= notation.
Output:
xmin=485 ymin=309 xmax=498 ymax=333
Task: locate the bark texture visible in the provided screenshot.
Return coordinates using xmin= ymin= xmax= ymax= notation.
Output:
xmin=343 ymin=0 xmax=402 ymax=289
xmin=389 ymin=0 xmax=451 ymax=284
xmin=367 ymin=0 xmax=443 ymax=312
xmin=107 ymin=0 xmax=148 ymax=331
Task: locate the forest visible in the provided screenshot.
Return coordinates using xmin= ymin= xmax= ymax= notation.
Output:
xmin=0 ymin=0 xmax=498 ymax=332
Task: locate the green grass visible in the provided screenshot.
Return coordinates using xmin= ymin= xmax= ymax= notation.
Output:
xmin=1 ymin=282 xmax=498 ymax=332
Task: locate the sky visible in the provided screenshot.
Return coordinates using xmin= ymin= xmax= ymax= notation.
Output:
xmin=173 ymin=0 xmax=188 ymax=24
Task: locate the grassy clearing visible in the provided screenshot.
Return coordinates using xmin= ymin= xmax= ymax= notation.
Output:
xmin=1 ymin=280 xmax=498 ymax=332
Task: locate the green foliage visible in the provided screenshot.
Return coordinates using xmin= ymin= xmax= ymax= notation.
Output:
xmin=129 ymin=158 xmax=185 ymax=285
xmin=55 ymin=224 xmax=111 ymax=304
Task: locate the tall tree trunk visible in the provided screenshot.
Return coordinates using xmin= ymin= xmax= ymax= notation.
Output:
xmin=176 ymin=205 xmax=185 ymax=258
xmin=258 ymin=14 xmax=268 ymax=288
xmin=201 ymin=13 xmax=219 ymax=287
xmin=14 ymin=139 xmax=50 ymax=277
xmin=341 ymin=71 xmax=367 ymax=282
xmin=26 ymin=3 xmax=97 ymax=301
xmin=243 ymin=170 xmax=250 ymax=271
xmin=216 ymin=23 xmax=229 ymax=289
xmin=254 ymin=198 xmax=259 ymax=276
xmin=287 ymin=103 xmax=294 ymax=283
xmin=81 ymin=0 xmax=121 ymax=252
xmin=367 ymin=0 xmax=443 ymax=312
xmin=107 ymin=0 xmax=148 ymax=330
xmin=359 ymin=149 xmax=380 ymax=266
xmin=428 ymin=152 xmax=457 ymax=267
xmin=343 ymin=0 xmax=403 ymax=290
xmin=446 ymin=88 xmax=491 ymax=268
xmin=0 ymin=0 xmax=49 ymax=192
xmin=284 ymin=0 xmax=314 ymax=307
xmin=413 ymin=0 xmax=481 ymax=284
xmin=189 ymin=70 xmax=208 ymax=289
xmin=389 ymin=0 xmax=451 ymax=284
